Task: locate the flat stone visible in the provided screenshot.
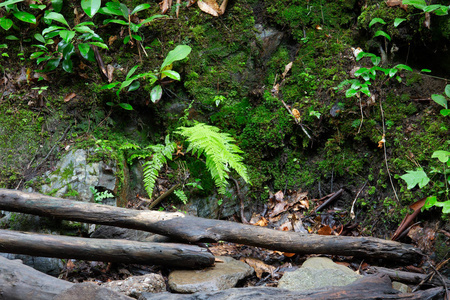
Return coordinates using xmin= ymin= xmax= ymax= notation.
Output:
xmin=168 ymin=256 xmax=254 ymax=293
xmin=54 ymin=282 xmax=133 ymax=300
xmin=101 ymin=273 xmax=166 ymax=298
xmin=278 ymin=257 xmax=361 ymax=291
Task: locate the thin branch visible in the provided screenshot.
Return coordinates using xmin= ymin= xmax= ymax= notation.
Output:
xmin=148 ymin=183 xmax=180 ymax=210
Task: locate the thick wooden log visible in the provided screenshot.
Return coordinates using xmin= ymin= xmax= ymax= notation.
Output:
xmin=0 ymin=189 xmax=423 ymax=262
xmin=0 ymin=229 xmax=214 ymax=268
xmin=0 ymin=256 xmax=133 ymax=300
xmin=144 ymin=275 xmax=444 ymax=300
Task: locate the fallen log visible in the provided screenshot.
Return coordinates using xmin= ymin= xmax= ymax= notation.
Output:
xmin=143 ymin=275 xmax=444 ymax=300
xmin=0 ymin=229 xmax=214 ymax=268
xmin=0 ymin=189 xmax=423 ymax=262
xmin=0 ymin=256 xmax=133 ymax=300
xmin=368 ymin=266 xmax=450 ymax=287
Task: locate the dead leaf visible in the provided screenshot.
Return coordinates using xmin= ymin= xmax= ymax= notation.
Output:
xmin=198 ymin=0 xmax=220 ymax=16
xmin=64 ymin=92 xmax=77 ymax=102
xmin=423 ymin=12 xmax=431 ymax=29
xmin=292 ymin=108 xmax=301 ymax=120
xmin=283 ymin=252 xmax=296 ymax=257
xmin=108 ymin=35 xmax=118 ymax=46
xmin=159 ymin=0 xmax=172 ymax=14
xmin=386 ymin=0 xmax=408 ymax=10
xmin=407 ymin=225 xmax=435 ymax=253
xmin=391 ymin=197 xmax=426 ymax=241
xmin=318 ymin=225 xmax=332 ymax=235
xmin=107 ymin=64 xmax=115 ymax=83
xmin=240 ymin=257 xmax=276 ymax=279
xmin=378 ymin=134 xmax=385 ymax=148
xmin=281 ymin=62 xmax=293 ymax=78
xmin=254 ymin=216 xmax=268 ymax=227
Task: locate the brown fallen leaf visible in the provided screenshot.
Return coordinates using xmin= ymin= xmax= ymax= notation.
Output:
xmin=318 ymin=225 xmax=332 ymax=235
xmin=391 ymin=197 xmax=426 ymax=241
xmin=64 ymin=92 xmax=77 ymax=102
xmin=106 ymin=64 xmax=115 ymax=83
xmin=386 ymin=0 xmax=408 ymax=10
xmin=240 ymin=257 xmax=276 ymax=279
xmin=198 ymin=0 xmax=220 ymax=16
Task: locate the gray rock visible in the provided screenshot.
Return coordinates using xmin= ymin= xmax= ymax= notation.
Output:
xmin=54 ymin=282 xmax=134 ymax=300
xmin=39 ymin=149 xmax=117 ymax=204
xmin=278 ymin=257 xmax=361 ymax=291
xmin=0 ymin=253 xmax=64 ymax=276
xmin=168 ymin=256 xmax=254 ymax=293
xmin=392 ymin=281 xmax=411 ymax=293
xmin=255 ymin=24 xmax=284 ymax=64
xmin=100 ymin=274 xmax=166 ymax=298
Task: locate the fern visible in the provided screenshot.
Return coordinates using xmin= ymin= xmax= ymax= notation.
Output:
xmin=174 ymin=189 xmax=188 ymax=204
xmin=175 ymin=123 xmax=250 ymax=194
xmin=142 ymin=135 xmax=176 ymax=197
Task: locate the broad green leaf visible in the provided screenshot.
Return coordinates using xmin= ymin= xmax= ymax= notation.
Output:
xmin=37 ymin=56 xmax=51 ymax=64
xmin=81 ymin=0 xmax=101 ymax=18
xmin=402 ymin=0 xmax=426 ymax=10
xmin=88 ymin=42 xmax=108 ymax=49
xmin=130 ymin=3 xmax=151 ymax=15
xmin=394 ymin=18 xmax=406 ymax=27
xmin=119 ymin=79 xmax=135 ymax=91
xmin=435 ymin=200 xmax=450 ymax=214
xmin=119 ymin=103 xmax=133 ymax=110
xmin=130 ymin=22 xmax=139 ymax=33
xmin=30 ymin=4 xmax=46 ymax=10
xmin=98 ymin=6 xmax=122 ymax=16
xmin=354 ymin=67 xmax=368 ymax=77
xmin=44 ymin=57 xmax=61 ymax=71
xmin=151 ymin=85 xmax=162 ymax=103
xmin=45 ymin=12 xmax=69 ymax=27
xmin=161 ymin=70 xmax=181 ymax=81
xmin=424 ymin=196 xmax=437 ymax=210
xmin=128 ymin=81 xmax=140 ymax=92
xmin=0 ymin=18 xmax=13 ymax=30
xmin=389 ymin=68 xmax=398 ymax=78
xmin=123 ymin=36 xmax=131 ymax=44
xmin=345 ymin=88 xmax=358 ymax=98
xmin=59 ymin=30 xmax=75 ymax=42
xmin=445 ymin=84 xmax=450 ymax=98
xmin=423 ymin=4 xmax=444 ymax=13
xmin=0 ymin=44 xmax=7 ymax=49
xmin=432 ymin=94 xmax=447 ymax=109
xmin=13 ymin=11 xmax=36 ymax=24
xmin=132 ymin=34 xmax=142 ymax=41
xmin=30 ymin=51 xmax=45 ymax=59
xmin=434 ymin=6 xmax=448 ymax=16
xmin=62 ymin=57 xmax=73 ymax=72
xmin=421 ymin=69 xmax=431 ymax=73
xmin=74 ymin=26 xmax=95 ymax=35
xmin=369 ymin=18 xmax=386 ymax=27
xmin=34 ymin=33 xmax=46 ymax=43
xmin=360 ymin=86 xmax=371 ymax=97
xmin=77 ymin=43 xmax=89 ymax=58
xmin=5 ymin=35 xmax=19 ymax=40
xmin=432 ymin=150 xmax=450 ymax=163
xmin=160 ymin=45 xmax=192 ymax=71
xmin=101 ymin=82 xmax=120 ymax=89
xmin=126 ymin=65 xmax=140 ymax=80
xmin=395 ymin=64 xmax=412 ymax=71
xmin=104 ymin=19 xmax=128 ymax=26
xmin=400 ymin=169 xmax=430 ymax=189
xmin=52 ymin=0 xmax=63 ymax=12
xmin=0 ymin=0 xmax=23 ymax=8
xmin=76 ymin=21 xmax=95 ymax=27
xmin=119 ymin=3 xmax=129 ymax=19
xmin=42 ymin=25 xmax=65 ymax=35
xmin=62 ymin=42 xmax=75 ymax=60
xmin=440 ymin=109 xmax=450 ymax=116
xmin=374 ymin=30 xmax=391 ymax=41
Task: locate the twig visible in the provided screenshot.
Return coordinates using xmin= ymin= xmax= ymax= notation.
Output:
xmin=148 ymin=184 xmax=180 ymax=210
xmin=315 ymin=188 xmax=343 ymax=212
xmin=350 ymin=181 xmax=368 ymax=219
xmin=380 ymin=99 xmax=400 ymax=203
xmin=230 ymin=177 xmax=248 ymax=224
xmin=280 ymin=99 xmax=311 ymax=139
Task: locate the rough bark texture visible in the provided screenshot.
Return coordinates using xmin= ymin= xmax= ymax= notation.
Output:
xmin=0 ymin=256 xmax=133 ymax=300
xmin=369 ymin=266 xmax=450 ymax=287
xmin=0 ymin=189 xmax=423 ymax=262
xmin=0 ymin=229 xmax=214 ymax=268
xmin=140 ymin=275 xmax=444 ymax=300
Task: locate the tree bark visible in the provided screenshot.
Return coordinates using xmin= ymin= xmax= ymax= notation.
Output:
xmin=0 ymin=256 xmax=133 ymax=300
xmin=0 ymin=229 xmax=214 ymax=268
xmin=368 ymin=266 xmax=450 ymax=287
xmin=0 ymin=189 xmax=423 ymax=262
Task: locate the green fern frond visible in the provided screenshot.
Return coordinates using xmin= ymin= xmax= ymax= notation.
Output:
xmin=119 ymin=142 xmax=141 ymax=150
xmin=176 ymin=123 xmax=250 ymax=194
xmin=142 ymin=136 xmax=176 ymax=197
xmin=174 ymin=189 xmax=188 ymax=204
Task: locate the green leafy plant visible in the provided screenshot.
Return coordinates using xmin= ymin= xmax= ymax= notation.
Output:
xmin=30 ymin=12 xmax=107 ymax=73
xmin=101 ymin=44 xmax=191 ymax=109
xmin=0 ymin=0 xmax=37 ymax=41
xmin=90 ymin=186 xmax=115 ymax=204
xmin=175 ymin=122 xmax=250 ymax=194
xmin=402 ymin=0 xmax=449 ymax=16
xmin=98 ymin=2 xmax=165 ymax=46
xmin=401 ymin=85 xmax=450 ymax=214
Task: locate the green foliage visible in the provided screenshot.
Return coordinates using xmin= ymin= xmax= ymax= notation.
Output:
xmin=176 ymin=122 xmax=250 ymax=194
xmin=98 ymin=2 xmax=165 ymax=45
xmin=402 ymin=0 xmax=449 ymax=15
xmin=142 ymin=135 xmax=176 ymax=197
xmin=90 ymin=186 xmax=114 ymax=204
xmin=174 ymin=189 xmax=188 ymax=204
xmin=102 ymin=45 xmax=192 ymax=109
xmin=400 ymin=169 xmax=430 ymax=189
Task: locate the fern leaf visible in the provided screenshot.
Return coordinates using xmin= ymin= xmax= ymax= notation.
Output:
xmin=175 ymin=123 xmax=250 ymax=194
xmin=142 ymin=135 xmax=176 ymax=197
